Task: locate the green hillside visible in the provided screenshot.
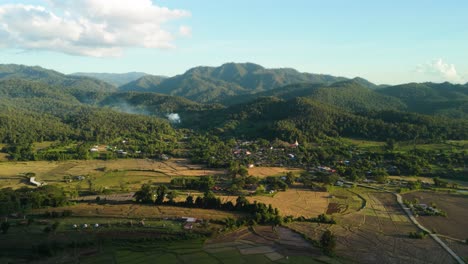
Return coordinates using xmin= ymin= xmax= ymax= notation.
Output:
xmin=119 ymin=75 xmax=168 ymax=92
xmin=222 ymin=80 xmax=405 ymax=112
xmin=377 ymin=82 xmax=468 ymax=118
xmin=0 ymin=64 xmax=116 ymax=93
xmin=184 ymin=96 xmax=468 ymax=142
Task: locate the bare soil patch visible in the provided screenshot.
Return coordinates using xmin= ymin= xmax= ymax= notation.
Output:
xmin=326 ymin=203 xmax=345 ymax=214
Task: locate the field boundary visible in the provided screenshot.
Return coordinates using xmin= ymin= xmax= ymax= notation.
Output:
xmin=346 ymin=189 xmax=367 ymax=211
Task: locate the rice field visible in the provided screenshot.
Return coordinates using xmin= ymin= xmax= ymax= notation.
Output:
xmin=220 ymin=189 xmax=329 ymax=218
xmin=33 ymin=203 xmax=244 ymax=221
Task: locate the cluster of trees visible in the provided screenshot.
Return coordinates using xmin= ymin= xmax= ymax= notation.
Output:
xmin=187 ymin=135 xmax=234 ymax=168
xmin=293 ymin=214 xmax=336 ymax=224
xmin=433 ymin=177 xmax=449 ymax=188
xmin=320 ymin=230 xmax=337 ymax=256
xmin=170 ymin=176 xmax=215 ymax=192
xmin=409 ymin=231 xmax=428 ymax=239
xmin=0 ymin=186 xmax=69 ymax=215
xmin=133 ymin=184 xmax=282 ymax=225
xmin=263 ymin=176 xmax=288 ymax=191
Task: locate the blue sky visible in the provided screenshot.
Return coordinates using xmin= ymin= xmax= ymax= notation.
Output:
xmin=0 ymin=0 xmax=467 ymax=84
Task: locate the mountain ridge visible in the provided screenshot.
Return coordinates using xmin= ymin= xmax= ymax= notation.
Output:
xmin=71 ymin=72 xmax=149 ymax=87
xmin=118 ymin=62 xmax=350 ymax=102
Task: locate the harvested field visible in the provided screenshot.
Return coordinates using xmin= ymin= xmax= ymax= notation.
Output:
xmin=403 ymin=191 xmax=468 ymax=240
xmin=442 ymin=238 xmax=468 ymax=262
xmin=334 ymin=190 xmax=453 ymax=263
xmin=34 ymin=203 xmax=244 ymax=221
xmin=220 ymin=189 xmax=329 ymax=217
xmin=289 ymin=189 xmax=454 ymax=264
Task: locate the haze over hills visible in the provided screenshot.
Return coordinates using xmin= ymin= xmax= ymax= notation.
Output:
xmin=71 ymin=72 xmax=149 ymax=87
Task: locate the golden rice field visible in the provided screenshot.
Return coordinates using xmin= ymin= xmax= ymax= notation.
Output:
xmin=220 ymin=189 xmax=329 ymax=218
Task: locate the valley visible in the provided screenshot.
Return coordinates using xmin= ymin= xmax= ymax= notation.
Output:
xmin=0 ymin=63 xmax=467 ymax=263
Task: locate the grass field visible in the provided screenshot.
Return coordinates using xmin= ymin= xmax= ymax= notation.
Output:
xmin=327 ymin=187 xmax=365 ymax=215
xmin=342 ymin=138 xmax=468 ymax=153
xmin=247 ymin=167 xmax=303 ymax=178
xmin=0 ymin=159 xmax=307 ymax=192
xmin=0 ymin=158 xmax=225 ymax=191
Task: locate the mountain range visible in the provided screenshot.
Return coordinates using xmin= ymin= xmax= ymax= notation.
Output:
xmin=0 ymin=62 xmax=467 ymax=144
xmin=116 ymin=62 xmax=348 ymax=103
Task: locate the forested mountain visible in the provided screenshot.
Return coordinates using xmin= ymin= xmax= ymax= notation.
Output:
xmin=0 ymin=69 xmax=177 ymax=147
xmin=221 ymin=80 xmax=406 ymax=112
xmin=376 ymin=82 xmax=468 ymax=118
xmin=1 ymin=63 xmax=468 ymax=148
xmin=118 ymin=75 xmax=168 ymax=92
xmin=0 ymin=64 xmax=116 ymax=93
xmin=183 ymin=96 xmax=468 ymax=142
xmin=123 ymin=62 xmax=348 ymax=103
xmin=0 ymin=79 xmax=79 ymax=103
xmin=71 ymin=72 xmax=148 ymax=87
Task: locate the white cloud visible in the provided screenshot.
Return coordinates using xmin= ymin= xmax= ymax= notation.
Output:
xmin=179 ymin=25 xmax=192 ymax=37
xmin=416 ymin=58 xmax=465 ymax=84
xmin=0 ymin=0 xmax=190 ymax=57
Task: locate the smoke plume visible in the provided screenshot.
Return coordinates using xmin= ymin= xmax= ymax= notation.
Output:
xmin=166 ymin=113 xmax=181 ymax=123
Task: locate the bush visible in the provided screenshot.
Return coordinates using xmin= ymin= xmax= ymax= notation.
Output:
xmin=1 ymin=222 xmax=10 ymax=234
xmin=62 ymin=210 xmax=72 ymax=217
xmin=320 ymin=230 xmax=336 ymax=256
xmin=43 ymin=226 xmax=52 ymax=233
xmin=409 ymin=231 xmax=427 ymax=239
xmin=36 ymin=243 xmax=54 ymax=257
